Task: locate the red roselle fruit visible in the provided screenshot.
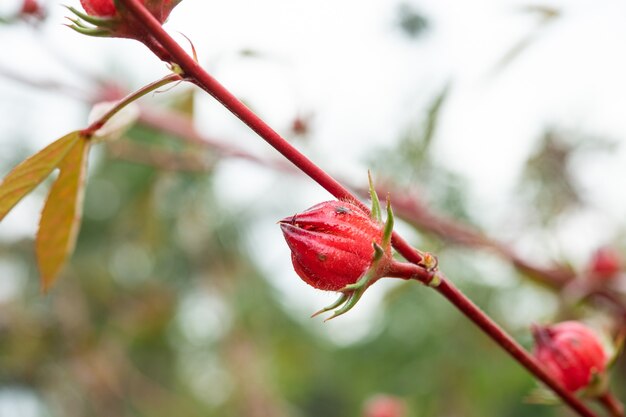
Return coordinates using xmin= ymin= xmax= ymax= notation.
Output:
xmin=80 ymin=0 xmax=116 ymax=17
xmin=532 ymin=321 xmax=607 ymax=392
xmin=589 ymin=246 xmax=622 ymax=281
xmin=70 ymin=0 xmax=182 ymax=43
xmin=279 ymin=200 xmax=386 ymax=292
xmin=279 ymin=177 xmax=408 ymax=320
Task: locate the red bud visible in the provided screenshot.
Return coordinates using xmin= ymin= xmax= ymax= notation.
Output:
xmin=589 ymin=247 xmax=622 ymax=281
xmin=279 ymin=201 xmax=383 ymax=291
xmin=20 ymin=0 xmax=41 ymax=15
xmin=532 ymin=321 xmax=607 ymax=392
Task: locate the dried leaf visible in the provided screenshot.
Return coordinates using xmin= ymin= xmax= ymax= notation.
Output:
xmin=36 ymin=136 xmax=91 ymax=291
xmin=0 ymin=132 xmax=80 ymax=221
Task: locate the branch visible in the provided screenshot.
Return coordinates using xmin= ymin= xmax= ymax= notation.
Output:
xmin=138 ymin=107 xmax=298 ymax=173
xmin=106 ymin=140 xmax=212 ymax=172
xmin=375 ymin=182 xmax=574 ymax=288
xmin=388 ymin=262 xmax=600 ymax=417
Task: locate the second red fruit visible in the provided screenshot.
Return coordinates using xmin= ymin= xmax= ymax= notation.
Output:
xmin=589 ymin=246 xmax=622 ymax=281
xmin=532 ymin=321 xmax=607 ymax=392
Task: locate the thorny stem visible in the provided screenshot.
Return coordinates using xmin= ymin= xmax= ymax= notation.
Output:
xmin=117 ymin=2 xmax=605 ymax=416
xmin=81 ymin=72 xmax=181 ymax=137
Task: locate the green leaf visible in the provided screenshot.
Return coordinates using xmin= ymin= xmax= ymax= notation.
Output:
xmin=36 ymin=136 xmax=91 ymax=291
xmin=0 ymin=132 xmax=80 ymax=222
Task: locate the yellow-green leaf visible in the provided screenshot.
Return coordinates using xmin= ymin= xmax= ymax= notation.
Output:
xmin=36 ymin=136 xmax=91 ymax=291
xmin=0 ymin=132 xmax=80 ymax=222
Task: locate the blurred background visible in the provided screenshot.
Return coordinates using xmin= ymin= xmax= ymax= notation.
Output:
xmin=0 ymin=0 xmax=625 ymax=416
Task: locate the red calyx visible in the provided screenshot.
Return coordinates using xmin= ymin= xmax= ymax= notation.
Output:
xmin=279 ymin=200 xmax=384 ymax=291
xmin=532 ymin=321 xmax=607 ymax=392
xmin=80 ymin=0 xmax=116 ymax=17
xmin=589 ymin=246 xmax=622 ymax=281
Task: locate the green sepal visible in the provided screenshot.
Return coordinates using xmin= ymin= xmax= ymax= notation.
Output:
xmin=372 ymin=242 xmax=385 ymax=261
xmin=368 ymin=170 xmax=382 ymax=223
xmin=382 ymin=198 xmax=394 ymax=249
xmin=316 ymin=242 xmax=385 ymax=321
xmin=66 ymin=17 xmax=93 ymax=29
xmin=66 ymin=23 xmax=111 ymax=37
xmin=578 ymin=370 xmax=608 ymax=398
xmin=324 ymin=290 xmax=365 ymax=321
xmin=311 ymin=293 xmax=348 ymax=318
xmin=65 ymin=6 xmax=117 ymax=27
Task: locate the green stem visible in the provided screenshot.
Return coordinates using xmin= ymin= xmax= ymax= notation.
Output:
xmin=82 ymin=72 xmax=181 ymax=137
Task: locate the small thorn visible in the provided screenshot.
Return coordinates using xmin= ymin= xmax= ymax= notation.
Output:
xmin=177 ymin=31 xmax=199 ymax=62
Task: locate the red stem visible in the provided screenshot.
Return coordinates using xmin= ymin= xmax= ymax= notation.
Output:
xmin=598 ymin=392 xmax=625 ymax=417
xmin=434 ymin=277 xmax=597 ymax=417
xmin=381 ymin=184 xmax=574 ymax=288
xmin=117 ymin=2 xmax=601 ymax=416
xmin=387 ymin=261 xmax=598 ymax=417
